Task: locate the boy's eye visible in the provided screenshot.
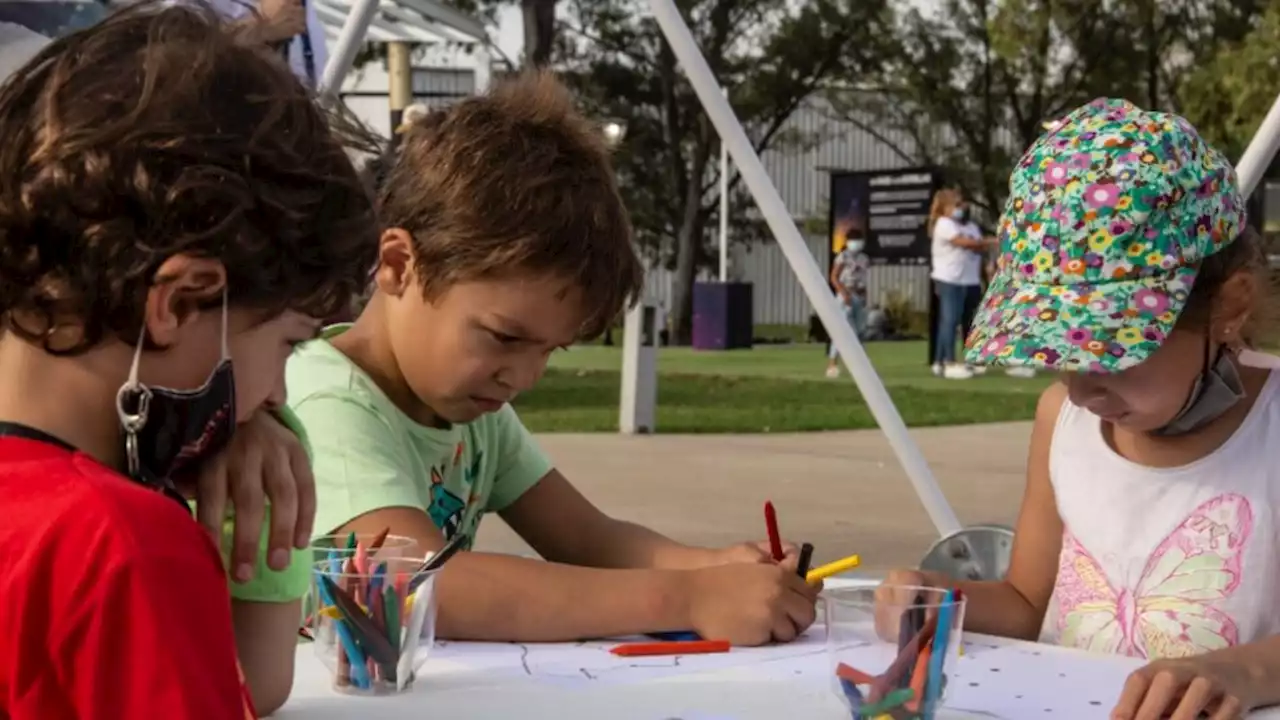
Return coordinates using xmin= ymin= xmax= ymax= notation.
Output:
xmin=488 ymin=329 xmax=520 ymax=344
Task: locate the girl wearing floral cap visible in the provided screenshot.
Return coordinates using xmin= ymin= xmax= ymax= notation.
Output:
xmin=876 ymin=97 xmax=1280 ymax=719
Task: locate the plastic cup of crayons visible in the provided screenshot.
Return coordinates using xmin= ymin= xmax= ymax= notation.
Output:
xmin=303 ymin=534 xmax=420 ymax=632
xmin=824 ymin=585 xmax=966 ymax=720
xmin=311 ymin=555 xmax=441 ymax=696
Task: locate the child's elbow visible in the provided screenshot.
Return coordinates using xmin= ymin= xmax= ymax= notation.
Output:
xmin=249 ymin=677 xmax=293 ymax=717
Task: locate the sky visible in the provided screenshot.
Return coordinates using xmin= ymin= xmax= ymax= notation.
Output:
xmin=492 ymin=4 xmax=523 ymax=64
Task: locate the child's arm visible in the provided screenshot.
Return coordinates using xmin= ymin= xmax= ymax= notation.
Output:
xmin=1111 ymin=636 xmax=1280 ymax=718
xmin=214 ymin=513 xmax=306 ymax=715
xmin=498 ymin=469 xmax=762 ymax=570
xmin=230 ymin=599 xmax=301 ymax=715
xmin=886 ymin=383 xmax=1067 ymax=640
xmin=957 ymin=382 xmax=1066 ymax=637
xmin=296 ymin=397 xmax=816 ymax=644
xmin=197 ymin=407 xmax=316 ymax=715
xmin=222 ymin=521 xmax=308 ymax=716
xmin=341 ymin=506 xmax=816 ymax=645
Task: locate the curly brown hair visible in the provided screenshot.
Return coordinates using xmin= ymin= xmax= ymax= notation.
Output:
xmin=379 ymin=70 xmax=643 ymax=339
xmin=0 ymin=1 xmax=379 ymax=355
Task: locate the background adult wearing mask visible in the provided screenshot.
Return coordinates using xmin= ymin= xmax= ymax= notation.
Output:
xmin=928 ymin=189 xmax=993 ymax=379
xmin=825 ymin=216 xmax=871 ymax=378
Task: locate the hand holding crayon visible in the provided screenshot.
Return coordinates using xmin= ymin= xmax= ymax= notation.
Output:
xmin=683 ymin=560 xmax=820 ymax=646
xmin=872 ymin=568 xmax=947 ymax=643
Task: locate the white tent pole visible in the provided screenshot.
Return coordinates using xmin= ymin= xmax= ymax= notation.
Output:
xmin=645 ymin=0 xmax=962 ymax=537
xmin=318 ymin=0 xmax=381 ymax=101
xmin=1235 ymin=91 xmax=1280 ymax=197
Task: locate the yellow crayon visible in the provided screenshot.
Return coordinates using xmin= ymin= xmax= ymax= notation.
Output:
xmin=805 ymin=554 xmax=861 ymax=583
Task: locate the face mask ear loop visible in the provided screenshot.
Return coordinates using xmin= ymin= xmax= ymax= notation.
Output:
xmin=116 ymin=324 xmax=151 ymax=479
xmin=127 ymin=324 xmax=145 ymax=389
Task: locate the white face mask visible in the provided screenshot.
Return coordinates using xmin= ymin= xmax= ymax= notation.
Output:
xmin=845 ymin=240 xmax=865 ymax=254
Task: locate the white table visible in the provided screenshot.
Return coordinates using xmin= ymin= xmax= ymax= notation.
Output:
xmin=278 ymin=578 xmax=1280 ymax=719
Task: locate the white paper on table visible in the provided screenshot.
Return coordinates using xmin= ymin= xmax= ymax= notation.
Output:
xmin=427 ymin=627 xmax=828 ymax=687
xmin=941 ymin=638 xmax=1141 ymax=719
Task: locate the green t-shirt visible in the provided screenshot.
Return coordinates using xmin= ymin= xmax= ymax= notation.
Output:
xmin=286 ymin=327 xmax=553 ymax=544
xmin=188 ymin=404 xmax=313 ymax=603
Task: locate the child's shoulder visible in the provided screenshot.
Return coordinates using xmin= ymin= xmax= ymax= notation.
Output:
xmin=286 ymin=333 xmax=382 ymax=407
xmin=0 ymin=442 xmax=220 ymax=578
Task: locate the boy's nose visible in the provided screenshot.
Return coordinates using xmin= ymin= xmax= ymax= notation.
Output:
xmin=498 ymin=357 xmax=549 ymax=394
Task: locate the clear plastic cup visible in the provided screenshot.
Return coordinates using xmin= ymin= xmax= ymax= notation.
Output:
xmin=309 ymin=533 xmax=420 ymax=564
xmin=311 ymin=556 xmax=440 ymax=696
xmin=303 ymin=534 xmax=420 ymax=634
xmin=825 ymin=585 xmax=966 ymax=719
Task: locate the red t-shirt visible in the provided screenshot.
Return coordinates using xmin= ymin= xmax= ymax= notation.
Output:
xmin=0 ymin=436 xmax=258 ymax=719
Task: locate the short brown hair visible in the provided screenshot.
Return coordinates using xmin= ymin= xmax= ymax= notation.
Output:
xmin=380 ymin=70 xmax=642 ymax=339
xmin=0 ymin=1 xmax=379 ymax=355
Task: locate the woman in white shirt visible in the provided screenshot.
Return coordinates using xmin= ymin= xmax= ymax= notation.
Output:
xmin=928 ymin=189 xmax=993 ymax=379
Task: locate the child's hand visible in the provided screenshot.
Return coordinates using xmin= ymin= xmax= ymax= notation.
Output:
xmin=195 ymin=408 xmax=315 ymax=582
xmin=873 ymin=568 xmax=945 ymax=642
xmin=1111 ymin=655 xmax=1259 ymax=720
xmin=711 ymin=540 xmax=799 ymax=569
xmin=685 ymin=563 xmax=819 ymax=646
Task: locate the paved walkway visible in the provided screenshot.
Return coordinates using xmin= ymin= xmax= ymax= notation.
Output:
xmin=473 ymin=422 xmax=1033 ymax=572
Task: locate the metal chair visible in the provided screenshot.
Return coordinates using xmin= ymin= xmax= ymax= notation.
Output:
xmin=919 ymin=524 xmax=1014 ymax=581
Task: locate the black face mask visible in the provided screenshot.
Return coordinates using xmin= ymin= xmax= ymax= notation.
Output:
xmin=115 ymin=293 xmax=237 ymax=506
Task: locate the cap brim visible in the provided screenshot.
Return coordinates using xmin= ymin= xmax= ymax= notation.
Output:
xmin=963 ymin=266 xmax=1196 ymax=374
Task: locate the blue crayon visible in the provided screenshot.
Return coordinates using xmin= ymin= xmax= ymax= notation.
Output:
xmin=647 ymin=631 xmax=702 ymax=642
xmin=923 ymin=589 xmax=956 ymax=712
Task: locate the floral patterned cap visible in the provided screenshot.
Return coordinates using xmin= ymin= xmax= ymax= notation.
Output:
xmin=964 ymin=97 xmax=1244 ymax=374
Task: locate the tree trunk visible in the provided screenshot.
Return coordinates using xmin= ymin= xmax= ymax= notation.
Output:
xmin=1143 ymin=0 xmax=1159 ymax=107
xmin=669 ymin=129 xmax=714 ymax=346
xmin=668 ymin=202 xmax=704 ymax=346
xmin=522 ymin=0 xmax=557 ymax=68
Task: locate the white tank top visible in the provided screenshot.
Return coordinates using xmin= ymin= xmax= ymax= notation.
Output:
xmin=1039 ymin=351 xmax=1280 ymax=659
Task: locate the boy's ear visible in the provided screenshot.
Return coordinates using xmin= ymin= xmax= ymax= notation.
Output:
xmin=374 ymin=228 xmax=417 ymax=297
xmin=1214 ymin=270 xmax=1258 ymax=342
xmin=144 ymin=255 xmax=227 ymax=348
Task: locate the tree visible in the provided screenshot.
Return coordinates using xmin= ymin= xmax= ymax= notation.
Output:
xmin=560 ymin=0 xmax=892 ymax=344
xmin=829 ymin=0 xmax=1267 ymax=218
xmin=523 ymin=0 xmax=558 ymax=66
xmin=1180 ymin=0 xmax=1280 ymax=160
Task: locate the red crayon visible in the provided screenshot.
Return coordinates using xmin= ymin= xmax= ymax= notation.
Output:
xmin=764 ymin=501 xmax=784 ymax=562
xmin=610 ymin=639 xmax=731 ymax=657
xmin=835 ymin=662 xmax=877 ymax=685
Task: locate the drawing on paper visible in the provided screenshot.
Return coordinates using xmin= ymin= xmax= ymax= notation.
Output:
xmin=431 ymin=633 xmax=1143 ymax=718
xmin=429 ymin=629 xmax=829 ymax=686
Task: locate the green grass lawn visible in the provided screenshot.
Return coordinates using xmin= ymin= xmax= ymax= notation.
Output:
xmin=512 ymin=341 xmax=1053 ymax=433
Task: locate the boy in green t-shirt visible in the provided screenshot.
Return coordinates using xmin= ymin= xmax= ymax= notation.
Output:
xmin=287 ymin=71 xmax=819 ymax=647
